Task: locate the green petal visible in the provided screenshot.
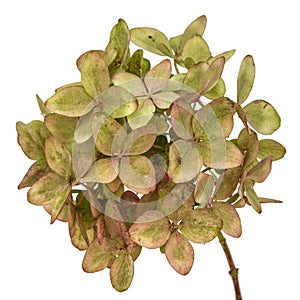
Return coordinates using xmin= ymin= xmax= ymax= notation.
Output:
xmin=45 ymin=86 xmax=94 ymax=117
xmin=81 ymin=51 xmax=110 ymax=98
xmin=180 ymin=208 xmax=223 ymax=243
xmin=73 ymin=110 xmax=93 ymax=144
xmin=45 ymin=113 xmax=77 ymax=143
xmin=179 ymin=35 xmax=211 ymax=65
xmin=237 ymin=55 xmax=255 ymax=104
xmin=151 ymin=91 xmax=179 ymax=109
xmin=82 ymin=239 xmax=118 ymax=273
xmin=16 ymin=120 xmax=49 ymax=160
xmin=48 ymin=184 xmax=71 ymax=224
xmin=237 ymin=128 xmax=259 ymax=168
xmin=122 ymin=123 xmax=161 ymax=155
xmin=258 ymin=139 xmax=286 ymax=161
xmin=244 ymin=179 xmax=262 ymax=214
xmin=170 ymin=98 xmax=194 ymax=139
xmin=127 ymin=98 xmax=155 ymax=129
xmin=100 ymin=86 xmax=138 ymax=118
xmin=104 ymin=200 xmax=131 ymax=246
xmin=204 ymin=78 xmax=226 ymax=100
xmin=184 ymin=57 xmax=225 ymax=94
xmin=129 ymin=210 xmax=171 ymax=248
xmin=81 ymin=158 xmax=119 ymax=184
xmin=210 ymin=49 xmax=236 ymax=63
xmin=94 ymin=114 xmax=126 ymax=156
xmin=28 ymin=173 xmax=68 ymax=206
xmin=212 ymin=202 xmax=242 ymax=238
xmin=36 ymin=94 xmax=51 ymax=116
xmin=119 ymin=156 xmax=156 ymax=194
xmin=128 ymin=49 xmax=144 ymax=77
xmin=159 ymin=182 xmax=194 ymax=222
xmin=145 ymin=59 xmax=172 ymax=79
xmin=168 ymin=139 xmax=202 ymax=183
xmin=244 ymin=100 xmax=281 ymax=135
xmin=214 ymin=166 xmax=243 ymax=200
xmin=194 ymin=173 xmax=215 ymax=206
xmin=45 ymin=136 xmax=72 ymax=178
xmin=165 ymin=230 xmax=194 ymax=275
xmin=170 ymin=34 xmax=183 ymax=54
xmin=179 ymin=15 xmax=207 ymax=51
xmin=130 ymin=27 xmax=173 ymax=56
xmin=246 ymin=156 xmax=272 ymax=183
xmin=18 ymin=159 xmax=51 ymax=189
xmin=105 ymin=19 xmax=130 ymax=63
xmin=193 ymin=97 xmax=236 ymax=139
xmin=110 ymin=251 xmax=134 ymax=292
xmin=197 ymin=140 xmax=244 ymax=169
xmin=112 ymin=72 xmax=147 ymax=96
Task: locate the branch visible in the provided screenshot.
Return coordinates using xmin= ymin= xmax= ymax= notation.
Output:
xmin=217 ymin=232 xmax=243 ymax=300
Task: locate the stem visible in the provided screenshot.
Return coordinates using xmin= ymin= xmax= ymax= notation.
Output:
xmin=217 ymin=232 xmax=243 ymax=300
xmin=174 ymin=61 xmax=180 ymax=74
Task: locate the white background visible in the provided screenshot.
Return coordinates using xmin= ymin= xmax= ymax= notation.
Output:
xmin=1 ymin=0 xmax=298 ymax=299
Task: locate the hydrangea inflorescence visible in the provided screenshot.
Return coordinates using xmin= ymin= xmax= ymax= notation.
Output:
xmin=17 ymin=16 xmax=285 ymax=294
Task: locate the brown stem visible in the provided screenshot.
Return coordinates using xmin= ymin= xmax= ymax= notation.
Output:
xmin=217 ymin=232 xmax=243 ymax=300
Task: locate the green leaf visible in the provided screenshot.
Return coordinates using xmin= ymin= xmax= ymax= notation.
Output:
xmin=237 ymin=55 xmax=255 ymax=104
xmin=16 ymin=121 xmax=49 ymax=160
xmin=244 ymin=100 xmax=281 ymax=135
xmin=258 ymin=139 xmax=286 ymax=161
xmin=81 ymin=51 xmax=110 ymax=98
xmin=194 ymin=173 xmax=215 ymax=206
xmin=105 ymin=19 xmax=130 ymax=63
xmin=244 ymin=179 xmax=262 ymax=214
xmin=77 ymin=50 xmax=116 ymax=71
xmin=100 ymin=86 xmax=138 ymax=118
xmin=36 ymin=94 xmax=51 ymax=116
xmin=44 ymin=113 xmax=77 ymax=143
xmin=165 ymin=230 xmax=194 ymax=275
xmin=179 ymin=35 xmax=211 ymax=64
xmin=212 ymin=202 xmax=242 ymax=238
xmin=18 ymin=159 xmax=50 ymax=189
xmin=127 ymin=98 xmax=156 ymax=129
xmin=45 ymin=136 xmax=72 ymax=178
xmin=180 ymin=15 xmax=207 ymax=51
xmin=198 ymin=140 xmax=244 ymax=169
xmin=214 ymin=166 xmax=243 ymax=200
xmin=129 ymin=210 xmax=171 ymax=249
xmin=45 ymin=86 xmax=94 ymax=117
xmin=28 ymin=173 xmax=69 ymax=206
xmin=180 ymin=208 xmax=223 ymax=243
xmin=246 ymin=156 xmax=272 ymax=183
xmin=110 ymin=251 xmax=134 ymax=292
xmin=81 ymin=158 xmax=119 ymax=184
xmin=82 ymin=239 xmax=118 ymax=273
xmin=130 ymin=27 xmax=173 ymax=56
xmin=204 ymin=79 xmax=226 ymax=100
xmin=168 ymin=139 xmax=202 ymax=183
xmin=94 ymin=114 xmax=126 ymax=156
xmin=44 ymin=199 xmax=69 ymax=223
xmin=119 ymin=156 xmax=156 ymax=194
